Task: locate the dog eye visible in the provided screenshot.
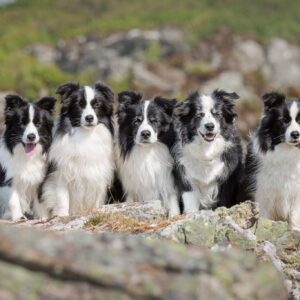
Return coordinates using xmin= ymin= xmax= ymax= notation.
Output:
xmin=79 ymin=100 xmax=85 ymax=106
xmin=212 ymin=111 xmax=219 ymax=116
xmin=283 ymin=116 xmax=291 ymax=124
xmin=134 ymin=117 xmax=142 ymax=124
xmin=296 ymin=115 xmax=300 ymax=123
xmin=199 ymin=112 xmax=205 ymax=118
xmin=93 ymin=102 xmax=101 ymax=108
xmin=35 ymin=121 xmax=41 ymax=126
xmin=150 ymin=118 xmax=158 ymax=123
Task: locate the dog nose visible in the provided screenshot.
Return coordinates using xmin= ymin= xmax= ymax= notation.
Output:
xmin=85 ymin=115 xmax=94 ymax=123
xmin=291 ymin=131 xmax=300 ymax=139
xmin=141 ymin=130 xmax=151 ymax=139
xmin=27 ymin=133 xmax=36 ymax=142
xmin=205 ymin=123 xmax=215 ymax=131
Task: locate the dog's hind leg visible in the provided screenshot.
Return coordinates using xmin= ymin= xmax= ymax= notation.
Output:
xmin=40 ymin=174 xmax=69 ymax=217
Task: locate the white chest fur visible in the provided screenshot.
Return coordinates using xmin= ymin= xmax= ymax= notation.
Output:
xmin=0 ymin=143 xmax=46 ymax=216
xmin=117 ymin=142 xmax=177 ymax=204
xmin=180 ymin=136 xmax=230 ymax=212
xmin=253 ymin=140 xmax=300 ymax=229
xmin=48 ymin=124 xmax=114 ymax=214
xmin=181 ymin=136 xmax=226 ymax=186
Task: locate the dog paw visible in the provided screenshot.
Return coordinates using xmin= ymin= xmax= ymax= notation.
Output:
xmin=13 ymin=215 xmax=27 ymax=222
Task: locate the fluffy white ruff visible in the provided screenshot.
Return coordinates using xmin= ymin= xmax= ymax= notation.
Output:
xmin=0 ymin=143 xmax=46 ymax=220
xmin=180 ymin=134 xmax=230 ymax=213
xmin=39 ymin=123 xmax=114 ymax=217
xmin=252 ymin=137 xmax=300 ymax=231
xmin=115 ymin=136 xmax=180 ymax=217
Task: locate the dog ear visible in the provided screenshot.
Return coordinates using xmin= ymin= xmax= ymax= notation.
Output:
xmin=153 ymin=96 xmax=177 ymax=117
xmin=5 ymin=94 xmax=27 ymax=112
xmin=213 ymin=89 xmax=240 ymax=102
xmin=56 ymin=82 xmax=80 ymax=103
xmin=118 ymin=91 xmax=142 ymax=105
xmin=213 ymin=89 xmax=239 ymax=123
xmin=117 ymin=91 xmax=142 ymax=113
xmin=94 ymin=82 xmax=114 ymax=103
xmin=262 ymin=92 xmax=285 ymax=111
xmin=174 ymin=91 xmax=198 ymax=119
xmin=35 ymin=97 xmax=57 ymax=115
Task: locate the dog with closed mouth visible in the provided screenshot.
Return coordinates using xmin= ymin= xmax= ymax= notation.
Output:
xmin=174 ymin=89 xmax=243 ymax=213
xmin=0 ymin=95 xmax=56 ymax=220
xmin=115 ymin=91 xmax=181 ymax=217
xmin=243 ymin=92 xmax=300 ymax=231
xmin=39 ymin=82 xmax=115 ymax=217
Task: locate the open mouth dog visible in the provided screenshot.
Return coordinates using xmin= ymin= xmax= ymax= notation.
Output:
xmin=200 ymin=132 xmax=216 ymax=142
xmin=23 ymin=143 xmax=37 ymax=156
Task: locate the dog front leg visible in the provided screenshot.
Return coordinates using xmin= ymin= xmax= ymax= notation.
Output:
xmin=289 ymin=200 xmax=300 ymax=231
xmin=167 ymin=194 xmax=180 ymax=218
xmin=6 ymin=189 xmax=24 ymax=221
xmin=182 ymin=191 xmax=199 ymax=214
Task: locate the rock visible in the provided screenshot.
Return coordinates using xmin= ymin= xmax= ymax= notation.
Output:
xmin=15 ymin=200 xmax=167 ymax=232
xmin=147 ymin=201 xmax=299 ymax=299
xmin=54 ymin=28 xmax=185 ymax=80
xmin=231 ymin=39 xmax=266 ymax=73
xmin=25 ymin=43 xmax=58 ymax=65
xmin=4 ymin=200 xmax=299 ymax=298
xmin=264 ymin=38 xmax=300 ymax=89
xmin=133 ymin=63 xmax=177 ymax=93
xmin=0 ymin=224 xmax=287 ymax=299
xmin=201 ymin=71 xmax=256 ymax=100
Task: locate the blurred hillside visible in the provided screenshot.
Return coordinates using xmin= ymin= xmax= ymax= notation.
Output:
xmin=1 ymin=0 xmax=300 ymax=133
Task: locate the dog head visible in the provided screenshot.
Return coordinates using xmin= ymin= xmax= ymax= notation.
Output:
xmin=56 ymin=81 xmax=114 ymax=131
xmin=4 ymin=95 xmax=56 ymax=155
xmin=117 ymin=91 xmax=176 ymax=156
xmin=175 ymin=89 xmax=239 ymax=144
xmin=259 ymin=92 xmax=300 ymax=150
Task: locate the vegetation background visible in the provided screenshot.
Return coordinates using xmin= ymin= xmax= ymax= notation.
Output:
xmin=0 ymin=0 xmax=299 ymax=98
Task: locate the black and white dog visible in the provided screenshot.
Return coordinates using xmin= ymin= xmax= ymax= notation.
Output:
xmin=39 ymin=82 xmax=115 ymax=217
xmin=174 ymin=90 xmax=243 ymax=213
xmin=115 ymin=91 xmax=181 ymax=216
xmin=243 ymin=92 xmax=300 ymax=231
xmin=0 ymin=95 xmax=56 ymax=220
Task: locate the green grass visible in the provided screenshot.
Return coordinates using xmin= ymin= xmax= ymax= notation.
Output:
xmin=1 ymin=0 xmax=300 ymax=98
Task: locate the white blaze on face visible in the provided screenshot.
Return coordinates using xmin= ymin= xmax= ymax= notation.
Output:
xmin=22 ymin=104 xmax=39 ymax=156
xmin=285 ymin=101 xmax=300 ymax=145
xmin=199 ymin=95 xmax=220 ymax=137
xmin=135 ymin=101 xmax=157 ymax=144
xmin=81 ymin=86 xmax=98 ymax=127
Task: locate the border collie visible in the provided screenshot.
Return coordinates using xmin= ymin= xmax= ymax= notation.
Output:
xmin=0 ymin=95 xmax=56 ymax=220
xmin=115 ymin=91 xmax=180 ymax=217
xmin=174 ymin=89 xmax=243 ymax=213
xmin=39 ymin=82 xmax=115 ymax=217
xmin=243 ymin=92 xmax=300 ymax=231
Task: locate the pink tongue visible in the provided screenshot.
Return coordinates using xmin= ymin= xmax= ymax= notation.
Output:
xmin=25 ymin=143 xmax=36 ymax=156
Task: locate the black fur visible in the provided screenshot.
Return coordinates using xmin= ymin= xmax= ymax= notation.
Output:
xmin=55 ymin=81 xmax=114 ymax=135
xmin=242 ymin=92 xmax=300 ymax=201
xmin=4 ymin=95 xmax=56 ymax=154
xmin=115 ymin=91 xmax=184 ymax=206
xmin=106 ymin=171 xmax=126 ymax=204
xmin=0 ymin=165 xmax=12 ymax=187
xmin=174 ymin=89 xmax=243 ymax=209
xmin=117 ymin=91 xmax=177 ymax=158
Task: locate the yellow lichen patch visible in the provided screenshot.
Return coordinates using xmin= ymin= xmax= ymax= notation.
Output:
xmin=84 ymin=213 xmax=185 ymax=234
